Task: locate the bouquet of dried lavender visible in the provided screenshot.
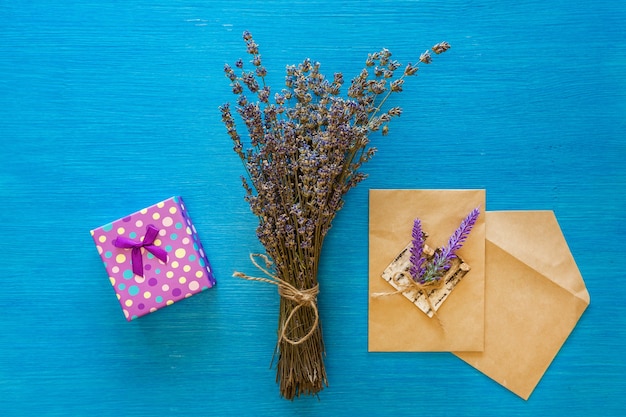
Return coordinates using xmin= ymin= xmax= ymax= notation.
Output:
xmin=220 ymin=31 xmax=449 ymax=399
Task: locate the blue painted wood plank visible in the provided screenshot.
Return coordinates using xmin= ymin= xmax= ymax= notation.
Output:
xmin=0 ymin=0 xmax=624 ymax=415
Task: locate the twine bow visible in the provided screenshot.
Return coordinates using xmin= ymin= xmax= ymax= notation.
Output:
xmin=112 ymin=224 xmax=168 ymax=277
xmin=234 ymin=253 xmax=320 ymax=346
xmin=372 ymin=271 xmax=445 ymax=297
xmin=372 ymin=271 xmax=446 ymax=328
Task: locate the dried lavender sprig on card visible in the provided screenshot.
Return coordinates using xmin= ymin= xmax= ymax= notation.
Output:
xmin=221 ymin=31 xmax=449 ymax=399
xmin=419 ymin=207 xmax=480 ymax=284
xmin=409 ymin=218 xmax=427 ymax=280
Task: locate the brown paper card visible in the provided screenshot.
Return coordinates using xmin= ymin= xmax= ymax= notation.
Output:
xmin=454 ymin=211 xmax=590 ymax=400
xmin=368 ymin=189 xmax=486 ymax=352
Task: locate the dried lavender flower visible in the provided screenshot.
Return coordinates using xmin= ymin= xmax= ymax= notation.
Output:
xmin=441 ymin=207 xmax=480 ymax=258
xmin=404 ymin=63 xmax=419 ymax=76
xmin=409 ymin=218 xmax=427 ymax=281
xmin=419 ymin=50 xmax=433 ymax=64
xmin=224 ymin=64 xmax=237 ymax=81
xmin=390 ymin=79 xmax=404 ymax=92
xmin=432 ymin=41 xmax=451 ymax=54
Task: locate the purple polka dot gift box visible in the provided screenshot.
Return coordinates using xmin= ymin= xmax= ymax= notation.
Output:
xmin=90 ymin=196 xmax=216 ymax=321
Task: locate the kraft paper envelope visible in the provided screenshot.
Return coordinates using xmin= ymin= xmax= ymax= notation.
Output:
xmin=454 ymin=211 xmax=590 ymax=400
xmin=368 ymin=189 xmax=486 ymax=352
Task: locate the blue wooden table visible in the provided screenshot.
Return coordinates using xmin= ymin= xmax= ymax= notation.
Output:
xmin=1 ymin=1 xmax=624 ymax=415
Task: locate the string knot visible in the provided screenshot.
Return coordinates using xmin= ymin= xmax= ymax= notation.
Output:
xmin=234 ymin=253 xmax=320 ymax=346
xmin=372 ymin=271 xmax=446 ymax=329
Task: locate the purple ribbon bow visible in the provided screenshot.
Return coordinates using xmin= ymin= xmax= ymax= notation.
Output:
xmin=112 ymin=224 xmax=168 ymax=277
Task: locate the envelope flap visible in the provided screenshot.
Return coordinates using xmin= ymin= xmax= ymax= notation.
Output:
xmin=486 ymin=211 xmax=590 ymax=304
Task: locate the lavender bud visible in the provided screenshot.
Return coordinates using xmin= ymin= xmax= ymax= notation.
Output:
xmin=232 ymin=82 xmax=243 ymax=94
xmin=224 ymin=64 xmax=237 ymax=81
xmin=390 ymin=79 xmax=404 ymax=92
xmin=258 ymin=86 xmax=270 ymax=103
xmin=432 ymin=41 xmax=451 ymax=54
xmin=246 ymin=40 xmax=259 ymax=55
xmin=255 ymin=66 xmax=267 ymax=78
xmin=409 ymin=218 xmax=427 ymax=281
xmin=387 ymin=106 xmax=402 ymax=117
xmin=404 ymin=63 xmax=418 ymax=76
xmin=388 ymin=60 xmax=401 ymax=71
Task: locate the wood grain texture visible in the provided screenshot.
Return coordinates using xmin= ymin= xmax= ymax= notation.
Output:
xmin=0 ymin=1 xmax=624 ymax=415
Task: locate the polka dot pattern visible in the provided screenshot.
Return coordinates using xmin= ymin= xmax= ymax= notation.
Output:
xmin=90 ymin=196 xmax=216 ymax=321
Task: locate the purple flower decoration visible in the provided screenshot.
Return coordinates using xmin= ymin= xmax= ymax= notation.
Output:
xmin=409 ymin=218 xmax=427 ymax=281
xmin=411 ymin=207 xmax=480 ymax=284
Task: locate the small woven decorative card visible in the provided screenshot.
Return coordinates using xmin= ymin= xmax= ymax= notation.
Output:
xmin=381 ymin=239 xmax=471 ymax=317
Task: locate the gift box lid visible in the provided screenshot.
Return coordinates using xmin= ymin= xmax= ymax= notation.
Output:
xmin=91 ymin=196 xmax=215 ymax=321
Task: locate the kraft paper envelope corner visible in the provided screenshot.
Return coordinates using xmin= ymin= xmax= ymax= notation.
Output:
xmin=368 ymin=189 xmax=486 ymax=352
xmin=454 ymin=210 xmax=590 ymax=400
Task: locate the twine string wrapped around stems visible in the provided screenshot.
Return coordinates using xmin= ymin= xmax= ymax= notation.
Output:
xmin=234 ymin=253 xmax=320 ymax=346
